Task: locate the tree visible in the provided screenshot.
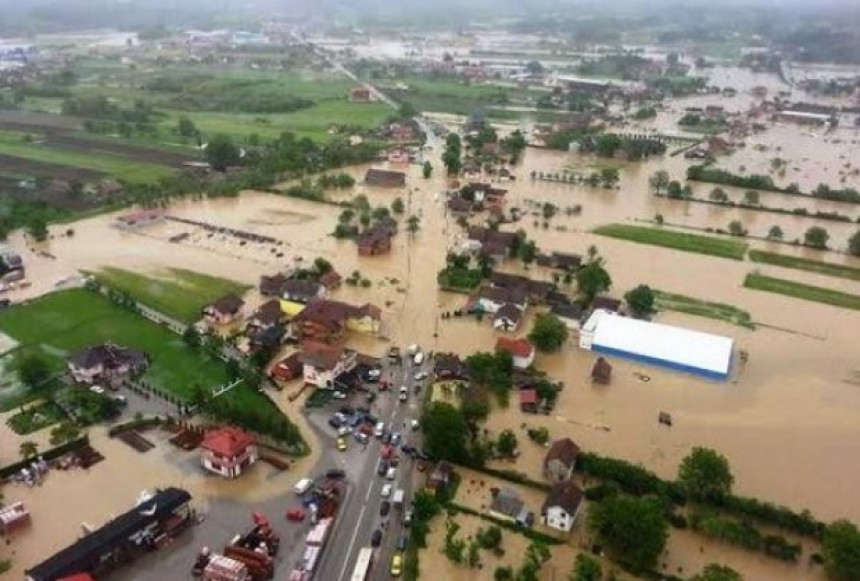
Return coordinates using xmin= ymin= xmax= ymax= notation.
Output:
xmin=423 ymin=160 xmax=433 ymax=179
xmin=667 ymin=180 xmax=684 ymax=199
xmin=467 ymin=538 xmax=482 ymax=568
xmin=767 ymin=225 xmax=784 ymax=241
xmin=19 ymin=440 xmax=39 ymax=460
xmin=206 ymin=133 xmax=240 ymax=171
xmin=625 ymin=284 xmax=655 ymax=318
xmin=678 ymin=446 xmax=734 ymax=503
xmin=600 ymin=167 xmax=620 ymax=188
xmin=476 ymin=526 xmax=502 ymax=550
xmin=528 ymin=313 xmax=569 ymax=353
xmin=743 ymin=190 xmax=760 ymax=205
xmin=352 ymin=194 xmax=371 ymax=211
xmin=338 ymin=208 xmax=355 ymax=224
xmin=709 ymin=187 xmax=729 ymax=203
xmin=526 ymin=60 xmax=544 ymax=75
xmin=314 ymin=257 xmax=333 ymax=274
xmin=27 ymin=217 xmax=48 ymax=241
xmin=589 ymin=495 xmax=669 ymax=572
xmin=497 ymin=429 xmax=518 ymax=457
xmin=399 ymin=101 xmax=418 ymax=119
xmin=689 ymin=564 xmax=743 ymax=581
xmin=728 ymin=220 xmax=745 ymax=237
xmin=443 ymin=518 xmax=466 ymax=563
xmin=443 ymin=133 xmax=462 ymax=176
xmin=804 ymin=226 xmax=830 ymax=249
xmin=576 ymin=260 xmax=612 ymax=303
xmin=421 ymin=402 xmax=472 ymax=464
xmin=519 ymin=240 xmax=537 ymax=268
xmin=847 ymin=230 xmax=860 ymax=256
xmin=649 ymin=170 xmax=670 ymax=194
xmin=823 ymin=520 xmax=860 ymax=581
xmin=14 ymin=352 xmax=52 ymax=389
xmin=407 ymin=215 xmax=420 ymax=234
xmin=50 ymin=421 xmax=81 ymax=445
xmin=570 ymin=554 xmax=602 ymax=581
xmin=176 ymin=116 xmax=198 ymax=137
xmin=182 ymin=326 xmax=201 ymax=348
xmin=391 ymin=197 xmax=405 ymax=214
xmin=359 ymin=212 xmax=371 ymax=229
xmin=495 ymin=566 xmax=515 ymax=581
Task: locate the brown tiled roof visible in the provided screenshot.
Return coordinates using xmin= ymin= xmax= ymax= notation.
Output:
xmin=544 ymin=438 xmax=580 ymax=468
xmin=495 ymin=337 xmax=534 ymax=358
xmin=542 ymin=480 xmax=584 ymax=516
xmin=447 ymin=197 xmax=472 ymax=213
xmin=591 ymin=296 xmax=622 ymax=312
xmin=494 ymin=303 xmax=523 ymax=323
xmin=365 ymin=168 xmax=406 ymax=187
xmin=519 ymin=389 xmax=538 ymax=405
xmin=253 ymin=300 xmax=283 ymax=326
xmin=479 ymin=286 xmax=527 ymax=306
xmin=295 ymin=299 xmax=380 ymax=327
xmin=591 ymin=357 xmax=612 ymax=382
xmin=208 ymin=294 xmax=244 ymax=315
xmin=282 ymin=279 xmax=324 ymax=301
xmin=260 ymin=273 xmax=288 ymax=296
xmin=300 ymin=341 xmax=345 ymax=371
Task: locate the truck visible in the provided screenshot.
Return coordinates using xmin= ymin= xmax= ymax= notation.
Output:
xmin=202 ymin=554 xmax=250 ymax=581
xmin=392 ymin=488 xmax=405 ymax=509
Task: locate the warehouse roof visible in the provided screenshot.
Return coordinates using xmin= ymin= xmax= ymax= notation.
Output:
xmin=585 ymin=310 xmax=734 ymax=379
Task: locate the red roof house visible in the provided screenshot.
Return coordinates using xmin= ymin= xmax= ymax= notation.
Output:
xmin=519 ymin=389 xmax=538 ymax=413
xmin=495 ymin=337 xmax=535 ymax=370
xmin=200 ymin=426 xmax=258 ymax=478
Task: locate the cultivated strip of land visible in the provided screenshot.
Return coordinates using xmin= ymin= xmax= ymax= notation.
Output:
xmin=592 ymin=223 xmax=749 ymax=260
xmin=748 ymin=250 xmax=860 ymax=282
xmin=743 ymin=273 xmax=860 ymax=311
xmin=653 ymin=290 xmax=755 ymax=329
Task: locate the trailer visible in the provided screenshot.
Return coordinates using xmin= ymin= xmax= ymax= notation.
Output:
xmin=202 ymin=555 xmax=250 ymax=581
xmin=305 ymin=517 xmax=333 ymax=546
xmin=222 ymin=545 xmax=273 ymax=581
xmin=392 ymin=489 xmax=405 ymax=509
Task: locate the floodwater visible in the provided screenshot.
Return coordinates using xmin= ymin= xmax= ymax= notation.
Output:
xmin=2 ymin=103 xmax=860 ymax=580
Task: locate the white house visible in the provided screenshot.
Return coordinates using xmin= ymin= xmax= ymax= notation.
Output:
xmin=300 ymin=342 xmax=357 ymax=389
xmin=541 ymin=480 xmax=584 ymax=533
xmin=495 ymin=337 xmax=535 ymax=370
xmin=493 ymin=303 xmax=524 ymax=332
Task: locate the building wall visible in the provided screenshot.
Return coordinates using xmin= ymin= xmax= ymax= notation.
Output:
xmin=201 ymin=446 xmax=258 ymax=478
xmin=591 ymin=344 xmax=731 ymax=381
xmin=346 ymin=316 xmax=380 ymax=334
xmin=512 ymin=353 xmax=534 ymax=369
xmin=544 ymin=459 xmax=572 ymax=483
xmin=543 ymin=505 xmax=573 ymax=532
xmin=69 ymin=364 xmax=103 ymax=384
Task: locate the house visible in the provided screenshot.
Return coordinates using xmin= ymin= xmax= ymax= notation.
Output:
xmin=543 ymin=438 xmax=580 ymax=483
xmin=259 ymin=273 xmax=289 ymax=297
xmin=269 ymin=352 xmax=303 ymax=382
xmin=490 ymin=272 xmax=553 ymax=303
xmin=477 ymin=286 xmax=528 ymax=314
xmin=248 ymin=300 xmax=284 ymax=330
xmin=292 ymin=299 xmax=381 ymax=342
xmin=488 ymin=488 xmax=529 ymax=524
xmin=551 ymin=252 xmax=582 ymax=271
xmin=519 ymin=389 xmax=538 ymax=413
xmin=281 ymin=279 xmax=326 ymax=304
xmin=365 ymin=168 xmax=406 ymax=188
xmin=387 ymin=149 xmax=410 ymax=163
xmin=550 ymin=302 xmax=583 ymax=331
xmin=349 ymin=86 xmax=372 ymax=102
xmin=463 ymin=110 xmax=488 ymax=133
xmin=203 ymin=294 xmax=245 ymax=325
xmin=357 ymin=223 xmax=394 ymax=256
xmin=493 ymin=302 xmax=524 ymax=332
xmin=495 ymin=337 xmax=535 ymax=369
xmin=426 ymin=461 xmax=454 ymax=494
xmin=346 ymin=303 xmax=382 ymax=334
xmin=300 ymin=341 xmax=358 ymax=388
xmin=279 ymin=299 xmax=306 ymax=319
xmin=434 ymin=353 xmax=469 ymax=380
xmin=318 ymin=269 xmax=342 ymax=289
xmin=590 ymin=296 xmax=622 ymax=314
xmin=541 ymin=480 xmax=584 ymax=533
xmin=114 ymin=210 xmax=164 ymax=229
xmin=246 ymin=324 xmax=286 ymax=354
xmin=200 ymin=426 xmax=258 ymax=478
xmin=591 ymin=356 xmax=612 ymax=384
xmin=447 ymin=196 xmax=473 ymax=217
xmin=68 ymin=344 xmax=147 ymax=384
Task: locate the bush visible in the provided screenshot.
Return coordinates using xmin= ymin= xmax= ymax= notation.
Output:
xmin=526 ymin=426 xmax=549 ymax=445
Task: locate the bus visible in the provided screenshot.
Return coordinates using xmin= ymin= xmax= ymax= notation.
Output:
xmin=349 ymin=547 xmax=374 ymax=581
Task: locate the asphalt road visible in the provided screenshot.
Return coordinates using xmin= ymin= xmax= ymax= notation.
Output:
xmin=313 ymin=353 xmax=428 ymax=581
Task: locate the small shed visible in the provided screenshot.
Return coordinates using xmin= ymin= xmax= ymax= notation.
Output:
xmin=591 ymin=357 xmax=612 ymax=384
xmin=519 ymin=389 xmax=538 ymax=413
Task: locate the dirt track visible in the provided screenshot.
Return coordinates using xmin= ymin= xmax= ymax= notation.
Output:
xmin=45 ymin=135 xmax=198 ymax=167
xmin=0 ymin=154 xmax=105 ymax=181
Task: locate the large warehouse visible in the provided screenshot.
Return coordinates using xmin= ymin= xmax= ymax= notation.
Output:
xmin=579 ymin=310 xmax=735 ymax=381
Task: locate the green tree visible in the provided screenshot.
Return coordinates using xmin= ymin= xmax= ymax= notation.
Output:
xmin=407 ymin=215 xmax=421 ymax=234
xmin=338 ymin=208 xmax=355 ymax=224
xmin=767 ymin=225 xmax=784 ymax=240
xmin=27 ymin=217 xmax=48 ymax=241
xmin=847 ymin=230 xmax=860 ymax=256
xmin=19 ymin=440 xmax=39 ymax=460
xmin=519 ymin=239 xmax=537 ymax=268
xmin=423 ymin=160 xmax=433 ymax=179
xmin=352 ymin=194 xmax=371 ymax=211
xmin=421 ymin=402 xmax=472 ymax=464
xmin=804 ymin=226 xmax=830 ymax=249
xmin=467 ymin=538 xmax=482 ymax=568
xmin=495 ymin=566 xmax=515 ymax=581
xmin=678 ymin=446 xmax=734 ymax=503
xmin=526 ymin=60 xmax=544 ymax=75
xmin=443 ymin=133 xmax=462 ymax=175
xmin=649 ymin=170 xmax=670 ymax=194
xmin=14 ymin=352 xmax=52 ymax=389
xmin=206 ymin=133 xmax=240 ymax=171
xmin=822 ymin=520 xmax=860 ymax=581
xmin=728 ymin=220 xmax=745 ymax=236
xmin=624 ymin=284 xmax=655 ymax=318
xmin=709 ymin=187 xmax=729 ymax=203
xmin=476 ymin=526 xmax=502 ymax=550
xmin=743 ymin=190 xmax=760 ymax=205
xmin=689 ymin=564 xmax=743 ymax=581
xmin=496 ymin=429 xmax=518 ymax=457
xmin=50 ymin=421 xmax=81 ymax=446
xmin=176 ymin=116 xmax=198 ymax=137
xmin=589 ymin=495 xmax=669 ymax=572
xmin=528 ymin=313 xmax=569 ymax=352
xmin=359 ymin=212 xmax=371 ymax=229
xmin=667 ymin=180 xmax=684 ymax=198
xmin=577 ymin=260 xmax=612 ymax=303
xmin=372 ymin=206 xmax=391 ymax=221
xmin=600 ymin=167 xmax=620 ymax=188
xmin=391 ymin=197 xmax=405 ymax=214
xmin=314 ymin=257 xmax=333 ymax=274
xmin=182 ymin=326 xmax=200 ymax=348
xmin=570 ymin=553 xmax=602 ymax=581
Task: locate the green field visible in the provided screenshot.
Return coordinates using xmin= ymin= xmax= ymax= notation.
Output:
xmin=654 ymin=290 xmax=755 ymax=329
xmin=0 ymin=132 xmax=173 ymax=183
xmin=94 ymin=267 xmax=251 ymax=324
xmin=743 ymin=273 xmax=860 ymax=311
xmin=748 ymin=250 xmax=860 ymax=282
xmin=375 ymin=75 xmax=540 ymax=116
xmin=592 ymin=224 xmax=749 ymax=260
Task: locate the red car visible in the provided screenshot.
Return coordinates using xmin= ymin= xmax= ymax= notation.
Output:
xmin=286 ymin=508 xmax=306 ymax=522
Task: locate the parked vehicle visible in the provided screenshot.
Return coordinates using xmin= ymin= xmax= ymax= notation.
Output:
xmin=380 ymin=500 xmax=391 ymax=516
xmin=354 ymin=432 xmax=369 ymax=445
xmin=337 ymin=426 xmax=352 ymax=437
xmin=371 ymin=529 xmax=383 ymax=547
xmin=390 ymin=432 xmax=401 ymax=446
xmin=413 ymin=352 xmax=424 ymax=366
xmin=398 ymin=386 xmax=408 ymax=402
xmin=390 ymin=554 xmax=403 ymax=577
xmin=325 ymin=469 xmax=346 ymax=479
xmin=293 ymin=478 xmax=314 ymax=495
xmin=403 ymin=509 xmax=413 ymax=526
xmin=377 ymin=460 xmax=389 ymax=476
xmin=385 ymin=467 xmax=397 ymax=480
xmin=374 ymin=422 xmax=385 ymax=437
xmin=396 ymin=534 xmax=408 ymax=551
xmin=381 ymin=484 xmax=392 ymax=498
xmin=332 ymin=391 xmax=347 ymax=400
xmin=286 ymin=509 xmax=305 ymax=522
xmin=414 ymin=371 xmax=429 ymax=381
xmin=327 ymin=417 xmax=341 ymax=429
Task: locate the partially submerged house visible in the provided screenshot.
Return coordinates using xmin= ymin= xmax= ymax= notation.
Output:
xmin=543 ymin=438 xmax=580 ymax=483
xmin=519 ymin=389 xmax=538 ymax=413
xmin=259 ymin=273 xmax=289 ymax=297
xmin=281 ymin=279 xmax=326 ymax=304
xmin=541 ymin=480 xmax=584 ymax=533
xmin=357 ymin=220 xmax=396 ymax=256
xmin=434 ymin=353 xmax=469 ymax=381
xmin=550 ymin=302 xmax=584 ymax=331
xmin=203 ymin=294 xmax=245 ymax=325
xmin=365 ymin=168 xmax=406 ymax=188
xmin=490 ymin=272 xmax=553 ymax=303
xmin=476 ymin=286 xmax=528 ymax=314
xmin=426 ymin=461 xmax=454 ymax=494
xmin=292 ymin=299 xmax=381 ymax=342
xmin=300 ymin=341 xmax=358 ymax=388
xmin=495 ymin=337 xmax=535 ymax=370
xmin=248 ymin=300 xmax=284 ymax=330
xmin=200 ymin=426 xmax=258 ymax=478
xmin=488 ymin=488 xmax=529 ymax=525
xmin=349 ymin=86 xmax=373 ymax=102
xmin=493 ymin=302 xmax=524 ymax=332
xmin=68 ymin=344 xmax=148 ymax=385
xmin=269 ymin=352 xmax=303 ymax=382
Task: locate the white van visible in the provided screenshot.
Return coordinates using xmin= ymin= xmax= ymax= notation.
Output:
xmin=413 ymin=352 xmax=424 ymax=366
xmin=374 ymin=422 xmax=385 ymax=437
xmin=293 ymin=478 xmax=314 ymax=495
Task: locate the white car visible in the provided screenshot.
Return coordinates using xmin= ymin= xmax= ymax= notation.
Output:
xmin=293 ymin=478 xmax=314 ymax=495
xmin=410 ymin=419 xmax=420 ymax=431
xmin=399 ymin=386 xmax=408 ymax=402
xmin=414 ymin=371 xmax=429 ymax=381
xmin=374 ymin=422 xmax=385 ymax=437
xmin=332 ymin=391 xmax=347 ymax=400
xmin=386 ymin=467 xmax=397 ymax=480
xmin=89 ymin=385 xmax=105 ymax=395
xmin=381 ymin=483 xmax=393 ymax=498
xmin=337 ymin=426 xmax=352 ymax=437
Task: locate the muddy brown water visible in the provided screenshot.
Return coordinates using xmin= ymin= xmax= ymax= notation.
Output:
xmin=1 ymin=132 xmax=859 ymax=579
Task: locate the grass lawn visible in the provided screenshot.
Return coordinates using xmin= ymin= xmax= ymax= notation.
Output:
xmin=7 ymin=401 xmax=67 ymax=434
xmin=748 ymin=250 xmax=860 ymax=282
xmin=376 ymin=76 xmax=538 ymax=116
xmin=0 ymin=289 xmax=229 ymax=398
xmin=592 ymin=224 xmax=749 ymax=260
xmin=0 ymin=133 xmax=173 ymax=183
xmin=653 ymin=290 xmax=755 ymax=329
xmin=743 ymin=273 xmax=860 ymax=311
xmin=94 ymin=267 xmax=251 ymax=324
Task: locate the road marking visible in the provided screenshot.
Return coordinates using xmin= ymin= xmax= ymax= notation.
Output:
xmin=337 ymin=502 xmax=367 ymax=581
xmin=365 ymin=482 xmax=375 ymax=502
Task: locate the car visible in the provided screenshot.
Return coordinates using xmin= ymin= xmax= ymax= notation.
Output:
xmin=374 ymin=422 xmax=385 ymax=437
xmin=390 ymin=432 xmax=401 ymax=446
xmin=332 ymin=391 xmax=347 ymax=400
xmin=349 ymin=415 xmax=363 ymax=428
xmin=390 ymin=456 xmax=400 ymax=468
xmin=339 ymin=405 xmax=355 ymax=415
xmin=89 ymin=385 xmax=105 ymax=395
xmin=366 ymin=368 xmax=382 ymax=380
xmin=328 ymin=417 xmax=341 ymax=429
xmin=336 ymin=437 xmax=347 ymax=452
xmin=396 ymin=534 xmax=408 ymax=551
xmin=386 ymin=467 xmax=397 ymax=480
xmin=398 ymin=386 xmax=408 ymax=402
xmin=381 ymin=432 xmax=392 ymax=445
xmin=381 ymin=484 xmax=392 ymax=498
xmin=325 ymin=468 xmax=346 ymax=479
xmin=355 ymin=432 xmax=369 ymax=445
xmin=293 ymin=478 xmax=314 ymax=495
xmin=371 ymin=529 xmax=383 ymax=547
xmin=403 ymin=509 xmax=413 ymax=526
xmin=365 ymin=392 xmax=377 ymax=404
xmin=286 ymin=508 xmax=306 ymax=522
xmin=390 ymin=554 xmax=403 ymax=577
xmin=334 ymin=412 xmax=348 ymax=423
xmin=410 ymin=419 xmax=420 ymax=431
xmin=337 ymin=425 xmax=352 ymax=437
xmin=413 ymin=352 xmax=424 ymax=366
xmin=377 ymin=460 xmax=389 ymax=476
xmin=111 ymin=394 xmax=128 ymax=407
xmin=380 ymin=500 xmax=391 ymax=516
xmin=401 ymin=444 xmax=414 ymax=455
xmin=388 ymin=346 xmax=401 ymax=361
xmin=414 ymin=371 xmax=429 ymax=381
